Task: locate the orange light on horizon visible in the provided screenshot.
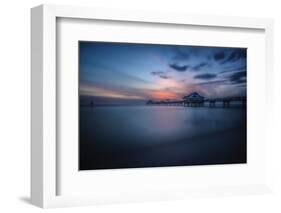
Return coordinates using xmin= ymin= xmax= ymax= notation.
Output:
xmin=80 ymin=84 xmax=144 ymax=100
xmin=150 ymin=91 xmax=179 ymax=100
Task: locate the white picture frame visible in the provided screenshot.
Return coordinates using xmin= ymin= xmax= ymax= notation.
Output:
xmin=31 ymin=4 xmax=274 ymax=208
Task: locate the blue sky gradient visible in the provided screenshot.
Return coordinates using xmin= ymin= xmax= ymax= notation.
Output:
xmin=79 ymin=41 xmax=246 ymax=104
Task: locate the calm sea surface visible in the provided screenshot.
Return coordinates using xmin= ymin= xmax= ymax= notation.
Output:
xmin=79 ymin=106 xmax=246 ymax=170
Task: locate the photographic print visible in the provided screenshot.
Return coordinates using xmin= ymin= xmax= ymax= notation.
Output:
xmin=79 ymin=41 xmax=247 ymax=170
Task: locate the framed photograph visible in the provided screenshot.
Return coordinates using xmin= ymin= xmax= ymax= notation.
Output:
xmin=31 ymin=4 xmax=274 ymax=208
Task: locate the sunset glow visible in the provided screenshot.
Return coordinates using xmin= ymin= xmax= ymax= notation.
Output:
xmin=79 ymin=42 xmax=246 ymax=105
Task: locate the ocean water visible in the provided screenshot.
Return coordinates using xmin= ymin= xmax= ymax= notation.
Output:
xmin=79 ymin=106 xmax=247 ymax=170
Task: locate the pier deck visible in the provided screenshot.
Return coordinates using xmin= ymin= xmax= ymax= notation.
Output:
xmin=146 ymin=96 xmax=246 ymax=108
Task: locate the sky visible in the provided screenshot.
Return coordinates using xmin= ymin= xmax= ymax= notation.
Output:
xmin=79 ymin=41 xmax=246 ymax=105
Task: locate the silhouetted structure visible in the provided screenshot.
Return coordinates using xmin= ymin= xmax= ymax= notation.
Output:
xmin=183 ymin=92 xmax=204 ymax=107
xmin=204 ymin=96 xmax=246 ymax=108
xmin=146 ymin=92 xmax=246 ymax=108
xmin=146 ymin=100 xmax=153 ymax=105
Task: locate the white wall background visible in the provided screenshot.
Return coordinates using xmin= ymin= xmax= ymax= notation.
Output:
xmin=0 ymin=0 xmax=280 ymax=212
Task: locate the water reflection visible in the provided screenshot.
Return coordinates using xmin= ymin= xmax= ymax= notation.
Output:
xmin=79 ymin=106 xmax=246 ymax=170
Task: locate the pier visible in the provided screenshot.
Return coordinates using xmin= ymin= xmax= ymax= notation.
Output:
xmin=146 ymin=92 xmax=246 ymax=108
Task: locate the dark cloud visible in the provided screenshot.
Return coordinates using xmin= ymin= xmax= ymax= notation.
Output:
xmin=234 ymin=79 xmax=247 ymax=84
xmin=169 ymin=61 xmax=210 ymax=72
xmin=151 ymin=71 xmax=171 ymax=79
xmin=169 ymin=63 xmax=189 ymax=72
xmin=219 ymin=65 xmax=246 ymax=74
xmin=193 ymin=62 xmax=209 ymax=71
xmin=194 ymin=79 xmax=228 ymax=86
xmin=159 ymin=75 xmax=171 ymax=79
xmin=220 ymin=49 xmax=247 ymax=64
xmin=236 ymin=84 xmax=246 ymax=87
xmin=151 ymin=71 xmax=165 ymax=75
xmin=194 ymin=73 xmax=217 ymax=80
xmin=229 ymin=71 xmax=246 ymax=84
xmin=214 ymin=52 xmax=225 ymax=61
